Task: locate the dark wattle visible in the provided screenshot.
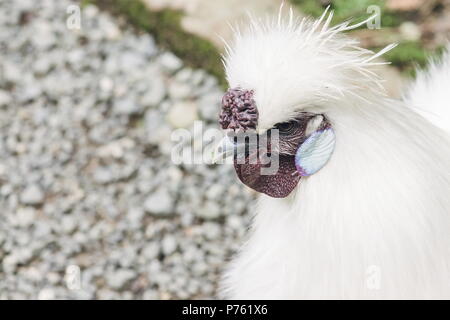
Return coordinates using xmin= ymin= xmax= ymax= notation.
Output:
xmin=234 ymin=155 xmax=301 ymax=198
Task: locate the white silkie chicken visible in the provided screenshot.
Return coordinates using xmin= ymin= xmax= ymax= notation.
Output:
xmin=213 ymin=7 xmax=450 ymax=299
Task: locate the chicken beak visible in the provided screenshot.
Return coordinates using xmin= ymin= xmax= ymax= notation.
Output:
xmin=211 ymin=135 xmax=236 ymax=164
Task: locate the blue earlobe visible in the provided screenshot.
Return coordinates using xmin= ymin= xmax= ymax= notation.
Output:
xmin=295 ymin=128 xmax=336 ymax=177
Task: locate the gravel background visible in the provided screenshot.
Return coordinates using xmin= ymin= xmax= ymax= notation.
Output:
xmin=0 ymin=0 xmax=254 ymax=299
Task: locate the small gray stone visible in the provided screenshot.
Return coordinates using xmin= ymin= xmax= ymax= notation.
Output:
xmin=127 ymin=207 xmax=145 ymax=225
xmin=139 ymin=77 xmax=166 ymax=107
xmin=158 ymin=52 xmax=182 ymax=72
xmin=99 ymin=77 xmax=114 ymax=93
xmin=135 ymin=34 xmax=157 ymax=57
xmin=99 ymin=16 xmax=121 ymax=40
xmin=198 ymin=91 xmax=222 ymax=121
xmin=106 ymin=269 xmax=136 ymax=289
xmin=2 ymin=254 xmax=19 ymax=273
xmin=31 ymin=21 xmax=56 ymax=50
xmin=166 ymin=101 xmax=198 ymax=128
xmin=33 ymin=58 xmax=52 ymax=75
xmin=0 ymin=90 xmax=12 ymax=107
xmin=161 ymin=235 xmax=177 ymax=256
xmin=142 ymin=290 xmax=159 ymax=300
xmin=144 ymin=188 xmax=173 ymax=216
xmin=2 ymin=61 xmax=21 ymax=83
xmin=61 ymin=215 xmax=77 ymax=234
xmin=20 ymin=184 xmax=45 ymax=205
xmin=113 ymin=97 xmax=141 ymax=115
xmin=175 ymin=68 xmax=193 ymax=83
xmin=142 ymin=242 xmax=160 ymax=260
xmin=202 ymin=222 xmax=221 ymax=240
xmin=20 ymin=84 xmax=42 ymax=102
xmin=93 ymin=167 xmax=114 ymax=184
xmin=168 ymin=81 xmax=191 ymax=100
xmin=3 ymin=248 xmax=33 ymax=273
xmin=38 ymin=288 xmax=56 ymax=300
xmin=196 ymin=201 xmax=221 ymax=220
xmin=205 ymin=184 xmax=224 ymax=201
xmin=120 ymin=51 xmax=146 ymax=70
xmin=67 ymin=49 xmax=85 ymax=65
xmin=15 ymin=207 xmax=36 ymax=227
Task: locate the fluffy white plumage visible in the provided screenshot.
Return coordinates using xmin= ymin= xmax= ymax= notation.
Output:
xmin=404 ymin=46 xmax=450 ymax=134
xmin=220 ymin=8 xmax=450 ymax=299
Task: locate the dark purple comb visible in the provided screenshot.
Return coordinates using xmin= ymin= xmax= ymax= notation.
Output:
xmin=219 ymin=88 xmax=258 ymax=131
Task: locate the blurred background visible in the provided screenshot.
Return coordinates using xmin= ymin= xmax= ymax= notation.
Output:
xmin=0 ymin=0 xmax=449 ymax=299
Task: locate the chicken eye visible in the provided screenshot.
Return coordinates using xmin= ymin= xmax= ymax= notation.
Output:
xmin=275 ymin=121 xmax=297 ymax=134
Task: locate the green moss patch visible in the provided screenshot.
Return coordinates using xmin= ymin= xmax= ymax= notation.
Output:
xmin=290 ymin=0 xmax=432 ymax=75
xmin=290 ymin=0 xmax=408 ymax=28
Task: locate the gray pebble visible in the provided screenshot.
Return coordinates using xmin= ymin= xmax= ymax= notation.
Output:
xmin=161 ymin=235 xmax=177 ymax=256
xmin=113 ymin=97 xmax=141 ymax=115
xmin=0 ymin=90 xmax=12 ymax=107
xmin=142 ymin=242 xmax=160 ymax=260
xmin=106 ymin=269 xmax=137 ymax=290
xmin=139 ymin=77 xmax=166 ymax=107
xmin=15 ymin=207 xmax=36 ymax=227
xmin=196 ymin=201 xmax=221 ymax=220
xmin=20 ymin=184 xmax=45 ymax=205
xmin=144 ymin=188 xmax=173 ymax=216
xmin=158 ymin=52 xmax=183 ymax=72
